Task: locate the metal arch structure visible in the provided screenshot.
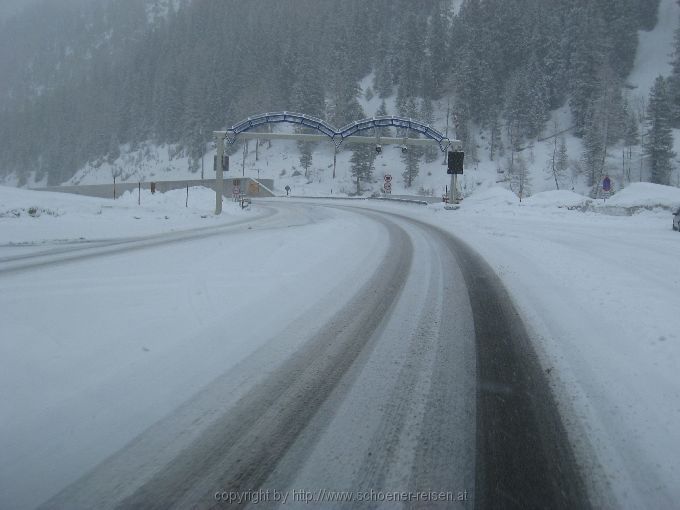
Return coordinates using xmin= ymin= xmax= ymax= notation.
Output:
xmin=213 ymin=111 xmax=460 ymax=215
xmin=222 ymin=111 xmax=452 ymax=152
xmin=226 ymin=112 xmax=336 ymax=143
xmin=336 ymin=116 xmax=451 ymax=152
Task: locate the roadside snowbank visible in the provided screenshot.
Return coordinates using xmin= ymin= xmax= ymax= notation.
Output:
xmin=523 ymin=190 xmax=591 ymax=209
xmin=461 ymin=186 xmax=519 ymax=209
xmin=0 ymin=185 xmax=249 ymax=245
xmin=457 ymin=183 xmax=680 ymax=215
xmin=603 ymin=182 xmax=680 ymax=210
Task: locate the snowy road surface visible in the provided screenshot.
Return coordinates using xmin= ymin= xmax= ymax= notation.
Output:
xmin=1 ymin=193 xmax=678 ymax=509
xmin=2 ymin=200 xmax=585 ymax=509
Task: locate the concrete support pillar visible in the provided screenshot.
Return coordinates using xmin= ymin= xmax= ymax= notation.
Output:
xmin=215 ymin=132 xmax=224 ymax=215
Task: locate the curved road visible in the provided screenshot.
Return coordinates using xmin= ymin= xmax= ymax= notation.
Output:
xmin=28 ymin=200 xmax=589 ymax=509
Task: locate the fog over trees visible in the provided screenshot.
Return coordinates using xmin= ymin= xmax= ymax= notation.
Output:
xmin=0 ymin=0 xmax=666 ymax=186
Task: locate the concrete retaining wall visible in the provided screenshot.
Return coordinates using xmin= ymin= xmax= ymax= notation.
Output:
xmin=33 ymin=178 xmax=276 ymax=199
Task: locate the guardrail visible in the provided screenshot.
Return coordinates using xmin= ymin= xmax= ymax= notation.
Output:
xmin=279 ymin=195 xmax=437 ymax=206
xmin=33 ymin=177 xmax=276 ymax=199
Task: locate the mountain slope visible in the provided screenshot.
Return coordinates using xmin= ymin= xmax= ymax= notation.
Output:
xmin=0 ymin=0 xmax=667 ymax=193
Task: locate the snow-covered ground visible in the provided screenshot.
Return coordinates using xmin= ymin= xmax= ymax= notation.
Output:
xmin=451 ymin=200 xmax=680 ymax=507
xmin=628 ymin=0 xmax=680 ymax=95
xmin=339 ymin=183 xmax=680 ymax=508
xmin=0 ymin=185 xmax=250 ymax=246
xmin=2 ymin=1 xmax=680 ymax=499
xmin=1 ymin=182 xmax=679 ymax=508
xmin=0 ymin=186 xmax=389 ymax=509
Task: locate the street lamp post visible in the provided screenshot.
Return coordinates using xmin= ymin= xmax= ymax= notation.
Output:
xmin=215 ymin=132 xmax=224 ymax=215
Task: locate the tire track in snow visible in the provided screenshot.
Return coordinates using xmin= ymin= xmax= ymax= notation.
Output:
xmin=328 ymin=206 xmax=591 ymax=509
xmin=425 ymin=218 xmax=591 ymax=510
xmin=107 ymin=212 xmax=413 ymax=510
xmin=0 ymin=206 xmax=278 ymax=274
xmin=37 ymin=202 xmax=591 ymax=509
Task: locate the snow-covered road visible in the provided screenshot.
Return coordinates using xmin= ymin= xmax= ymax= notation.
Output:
xmin=2 ymin=198 xmax=587 ymax=509
xmin=1 ymin=185 xmax=679 ymax=509
xmin=334 ymin=191 xmax=680 ymax=509
xmin=1 ymin=201 xmax=392 ymax=509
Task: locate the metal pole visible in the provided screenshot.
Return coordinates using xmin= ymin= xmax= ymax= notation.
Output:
xmin=242 ymin=141 xmax=246 ymax=177
xmin=113 ymin=175 xmax=116 ymax=200
xmin=138 ymin=182 xmax=141 ymax=205
xmin=215 ymin=133 xmax=224 ymax=215
xmin=639 ymin=133 xmax=644 ymax=182
xmin=332 ymin=146 xmax=337 ymax=179
xmin=444 ymin=99 xmax=450 ymax=165
xmin=450 ymin=172 xmax=456 ymax=204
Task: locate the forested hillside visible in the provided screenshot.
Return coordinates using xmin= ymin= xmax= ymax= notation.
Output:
xmin=0 ymin=0 xmax=667 ymax=187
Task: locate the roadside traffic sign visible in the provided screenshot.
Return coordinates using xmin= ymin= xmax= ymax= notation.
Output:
xmin=384 ymin=174 xmax=392 ymax=183
xmin=603 ymin=175 xmax=611 ymax=192
xmin=448 ymin=151 xmax=465 ymax=174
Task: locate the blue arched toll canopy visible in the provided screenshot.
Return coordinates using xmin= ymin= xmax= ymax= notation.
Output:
xmin=227 ymin=112 xmax=335 ymax=140
xmin=225 ymin=111 xmax=451 ymax=152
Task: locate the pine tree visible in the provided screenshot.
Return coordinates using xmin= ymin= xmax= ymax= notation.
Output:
xmin=376 ymin=99 xmax=389 ymax=119
xmin=401 ymin=148 xmax=420 ymax=188
xmin=489 ymin=114 xmax=504 ymax=161
xmin=375 ymin=99 xmax=391 ymax=138
xmin=582 ymin=110 xmax=605 ymax=189
xmin=594 ymin=64 xmax=627 ymax=145
xmin=509 ymin=154 xmax=531 ymax=201
xmin=290 ymin=53 xmax=325 ymax=118
xmin=545 ymin=133 xmax=568 ymax=190
xmin=420 ymin=98 xmax=438 ymax=163
xmin=637 ymin=0 xmax=661 ymax=31
xmin=425 ymin=3 xmax=449 ymax=100
xmin=557 ymin=137 xmax=569 ymax=185
xmin=349 ymin=143 xmax=375 ymax=195
xmin=454 ymin=102 xmax=472 ymax=155
xmin=524 ymin=54 xmax=550 ymax=138
xmin=669 ymin=16 xmax=680 ymax=127
xmin=373 ymin=62 xmax=392 ymax=99
xmin=607 ymin=0 xmax=640 ymax=78
xmin=623 ymin=100 xmax=639 ymax=182
xmin=399 ymin=96 xmax=422 ymax=187
xmin=567 ymin=7 xmax=606 ymax=136
xmin=644 ymin=76 xmax=675 ymax=185
xmin=298 ymin=142 xmax=313 ymax=178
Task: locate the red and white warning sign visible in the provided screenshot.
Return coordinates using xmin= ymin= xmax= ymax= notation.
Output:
xmin=232 ymin=186 xmax=240 ymax=197
xmin=384 ymin=174 xmax=392 ymax=193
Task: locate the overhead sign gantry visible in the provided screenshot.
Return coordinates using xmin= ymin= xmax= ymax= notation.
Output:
xmin=212 ymin=112 xmax=464 ymax=214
